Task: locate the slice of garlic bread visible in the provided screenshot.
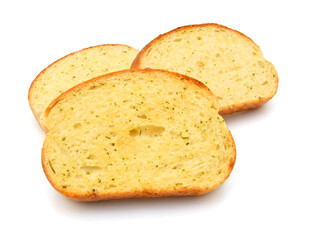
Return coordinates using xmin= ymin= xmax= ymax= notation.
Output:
xmin=28 ymin=44 xmax=139 ymax=129
xmin=131 ymin=23 xmax=278 ymax=114
xmin=42 ymin=69 xmax=236 ymax=201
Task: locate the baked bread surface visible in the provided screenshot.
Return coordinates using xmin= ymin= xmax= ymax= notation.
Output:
xmin=42 ymin=69 xmax=236 ymax=201
xmin=28 ymin=44 xmax=139 ymax=129
xmin=131 ymin=23 xmax=278 ymax=114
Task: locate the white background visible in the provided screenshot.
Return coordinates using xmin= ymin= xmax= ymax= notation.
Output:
xmin=1 ymin=0 xmax=309 ymax=239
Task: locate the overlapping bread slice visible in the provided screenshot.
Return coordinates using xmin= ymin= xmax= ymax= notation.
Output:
xmin=28 ymin=44 xmax=139 ymax=130
xmin=131 ymin=23 xmax=278 ymax=114
xmin=42 ymin=69 xmax=236 ymax=201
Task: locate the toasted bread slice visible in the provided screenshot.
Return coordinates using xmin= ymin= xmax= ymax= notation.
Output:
xmin=131 ymin=23 xmax=278 ymax=114
xmin=42 ymin=69 xmax=236 ymax=201
xmin=28 ymin=44 xmax=139 ymax=129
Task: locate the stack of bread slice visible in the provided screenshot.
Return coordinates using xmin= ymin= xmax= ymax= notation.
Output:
xmin=28 ymin=23 xmax=278 ymax=201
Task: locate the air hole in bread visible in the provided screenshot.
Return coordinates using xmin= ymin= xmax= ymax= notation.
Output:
xmin=197 ymin=36 xmax=202 ymax=40
xmin=262 ymin=81 xmax=268 ymax=86
xmin=258 ymin=60 xmax=264 ymax=67
xmin=216 ymin=53 xmax=221 ymax=57
xmin=48 ymin=160 xmax=56 ymax=174
xmin=174 ymin=38 xmax=182 ymax=42
xmin=80 ymin=166 xmax=102 ymax=174
xmin=86 ymin=154 xmax=96 ymax=160
xmin=210 ymin=104 xmax=217 ymax=110
xmin=196 ymin=61 xmax=205 ymax=67
xmin=89 ymin=85 xmax=100 ymax=90
xmin=130 ymin=125 xmax=165 ymax=137
xmin=73 ymin=122 xmax=82 ymax=129
xmin=146 ymin=48 xmax=152 ymax=56
xmin=138 ymin=114 xmax=147 ymax=119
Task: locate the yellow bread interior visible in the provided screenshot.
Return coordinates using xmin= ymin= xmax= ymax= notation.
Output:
xmin=28 ymin=44 xmax=139 ymax=127
xmin=132 ymin=24 xmax=278 ymax=113
xmin=42 ymin=69 xmax=236 ymax=201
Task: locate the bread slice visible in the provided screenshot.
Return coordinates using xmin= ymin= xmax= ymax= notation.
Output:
xmin=28 ymin=44 xmax=139 ymax=129
xmin=131 ymin=23 xmax=278 ymax=115
xmin=42 ymin=69 xmax=236 ymax=201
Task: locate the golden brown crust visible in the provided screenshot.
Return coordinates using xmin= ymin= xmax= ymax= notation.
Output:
xmin=220 ymin=95 xmax=276 ymax=115
xmin=131 ymin=23 xmax=278 ymax=115
xmin=67 ymin=189 xmax=209 ymax=202
xmin=131 ymin=23 xmax=261 ymax=69
xmin=28 ymin=43 xmax=138 ymax=129
xmin=41 ymin=68 xmax=236 ymax=201
xmin=220 ymin=98 xmax=270 ymax=115
xmin=44 ymin=69 xmax=217 ymax=131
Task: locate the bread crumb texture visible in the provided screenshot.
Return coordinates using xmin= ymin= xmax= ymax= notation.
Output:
xmin=28 ymin=44 xmax=139 ymax=124
xmin=132 ymin=24 xmax=278 ymax=113
xmin=42 ymin=70 xmax=236 ymax=201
